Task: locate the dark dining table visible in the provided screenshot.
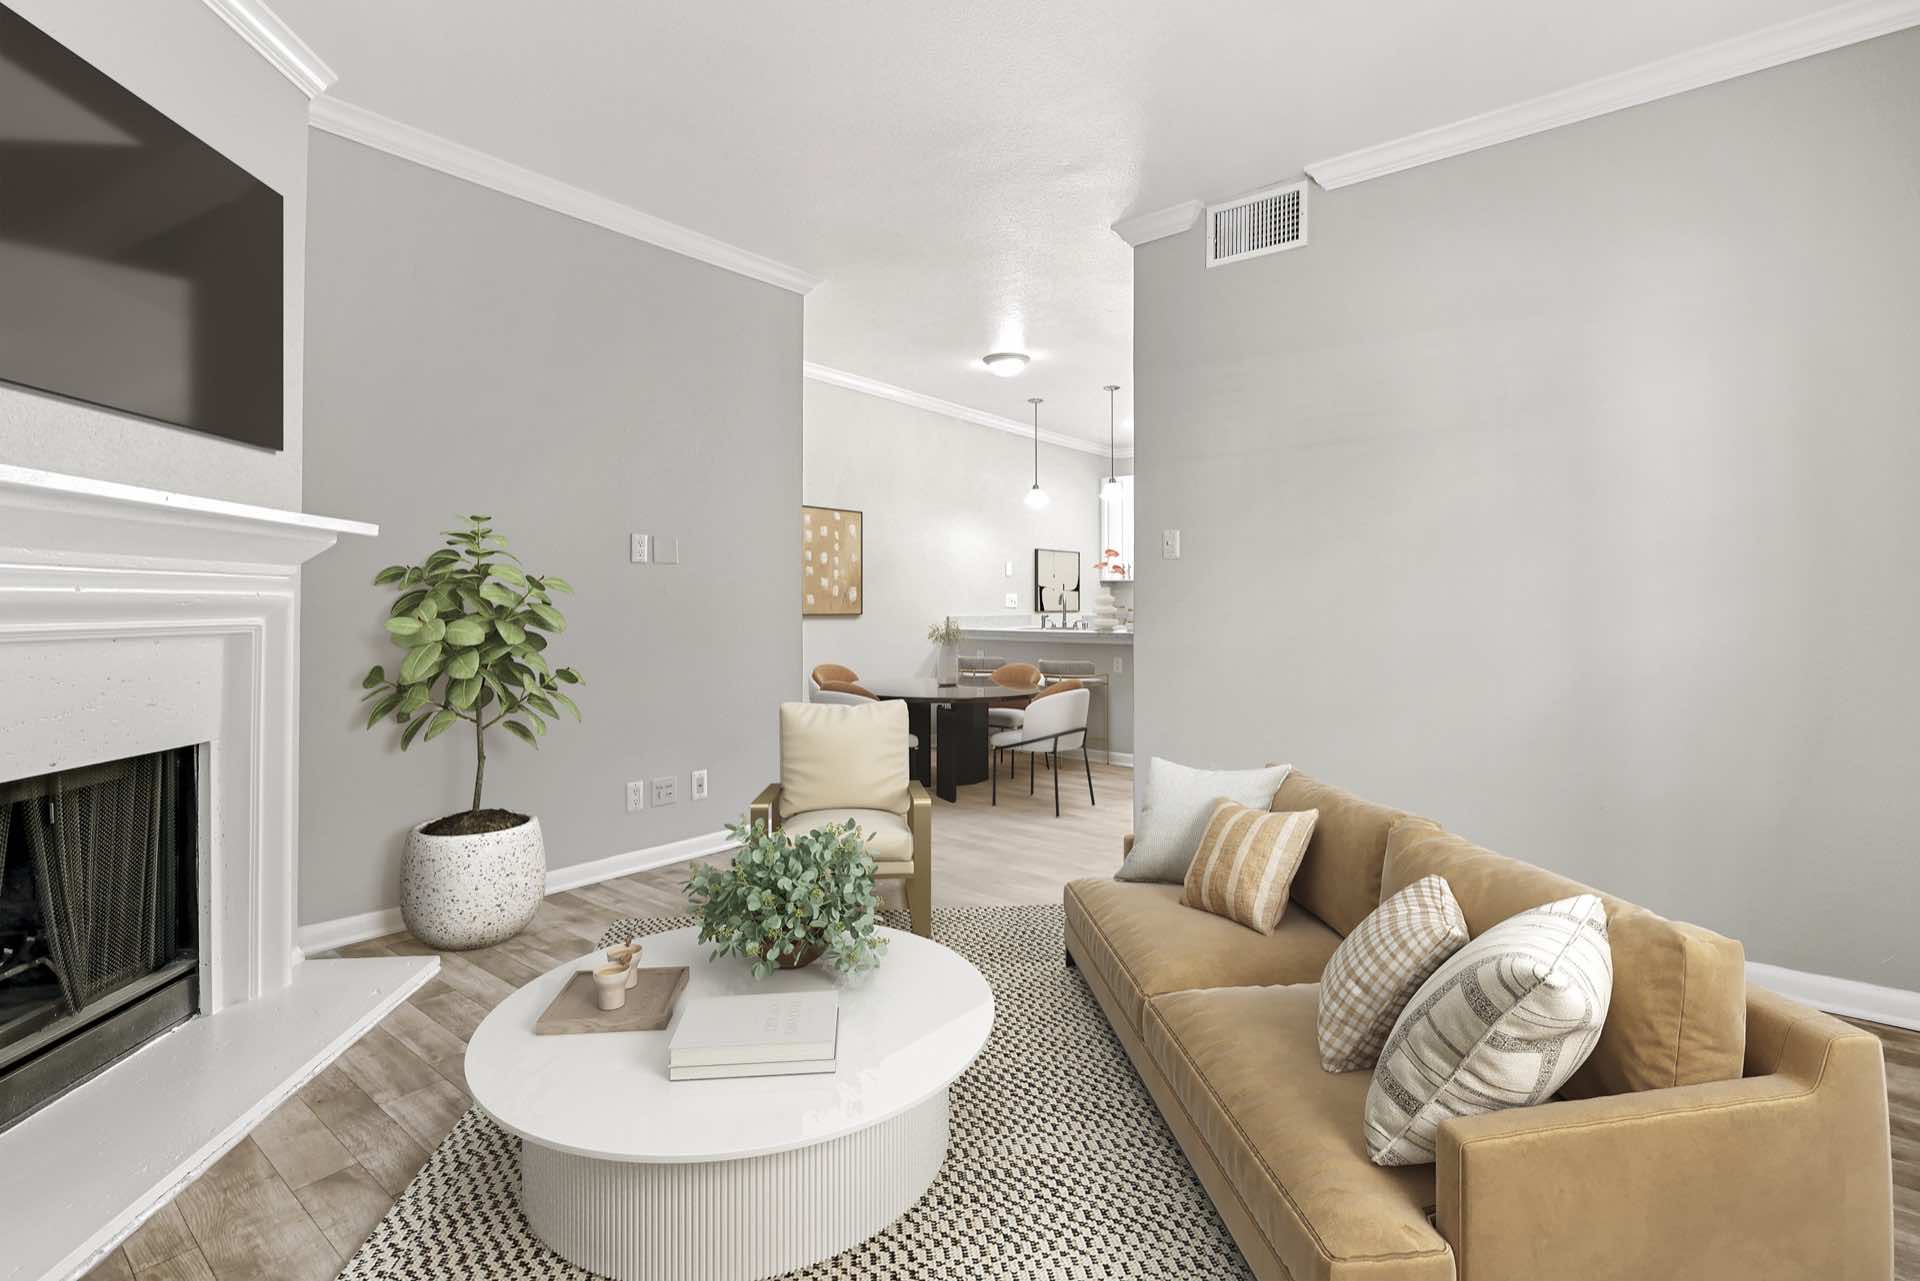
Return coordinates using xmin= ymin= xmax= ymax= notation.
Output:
xmin=857 ymin=675 xmax=1043 ymax=802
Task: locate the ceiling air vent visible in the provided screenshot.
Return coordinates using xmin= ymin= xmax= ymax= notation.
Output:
xmin=1206 ymin=180 xmax=1307 ymax=267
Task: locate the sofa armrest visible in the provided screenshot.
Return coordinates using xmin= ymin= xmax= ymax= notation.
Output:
xmin=908 ymin=781 xmax=932 ymax=865
xmin=749 ymin=783 xmax=782 ymax=831
xmin=1436 ymin=990 xmax=1891 ymax=1281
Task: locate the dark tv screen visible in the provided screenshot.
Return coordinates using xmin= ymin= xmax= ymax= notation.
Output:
xmin=0 ymin=4 xmax=283 ymax=450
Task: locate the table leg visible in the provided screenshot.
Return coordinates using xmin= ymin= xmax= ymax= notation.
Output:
xmin=934 ymin=702 xmax=990 ymax=801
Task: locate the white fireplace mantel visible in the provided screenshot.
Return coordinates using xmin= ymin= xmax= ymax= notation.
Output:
xmin=0 ymin=465 xmax=438 ymax=1281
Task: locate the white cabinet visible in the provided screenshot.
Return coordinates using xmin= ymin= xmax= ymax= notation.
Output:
xmin=1098 ymin=475 xmax=1134 ymax=582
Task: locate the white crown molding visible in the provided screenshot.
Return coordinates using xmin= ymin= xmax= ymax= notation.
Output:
xmin=1306 ymin=0 xmax=1920 ymax=190
xmin=200 ymin=0 xmax=337 ymax=97
xmin=309 ymin=97 xmax=822 ymax=295
xmin=1111 ymin=200 xmax=1203 ymax=248
xmin=1747 ymin=961 xmax=1920 ymax=1032
xmin=803 ymin=363 xmax=1134 ymax=459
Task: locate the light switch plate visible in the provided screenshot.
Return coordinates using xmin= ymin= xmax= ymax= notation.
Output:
xmin=1004 ymin=561 xmax=1014 ymax=578
xmin=1004 ymin=592 xmax=1019 ymax=609
xmin=1162 ymin=529 xmax=1181 ymax=559
xmin=625 ymin=780 xmax=646 ymax=813
xmin=630 ymin=533 xmax=651 ymax=564
xmin=655 ymin=535 xmax=680 ymax=565
xmin=651 ymin=776 xmax=677 ymax=807
xmin=691 ymin=769 xmax=708 ymax=801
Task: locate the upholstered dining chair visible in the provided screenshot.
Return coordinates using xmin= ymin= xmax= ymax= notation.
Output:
xmin=809 ymin=682 xmax=917 ymax=750
xmin=989 ymin=683 xmax=1091 ymax=816
xmin=985 ymin=661 xmax=1044 ymax=736
xmin=810 ymin=662 xmax=860 ymax=690
xmin=752 ymin=700 xmax=932 ymax=936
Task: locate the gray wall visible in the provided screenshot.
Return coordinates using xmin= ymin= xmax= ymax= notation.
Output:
xmin=299 ymin=133 xmax=801 ymax=927
xmin=801 ymin=379 xmax=1115 ymax=681
xmin=0 ymin=0 xmax=307 ymax=509
xmin=1134 ymin=30 xmax=1920 ymax=989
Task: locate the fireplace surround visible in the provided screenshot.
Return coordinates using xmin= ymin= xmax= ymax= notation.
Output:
xmin=0 ymin=465 xmax=438 ymax=1281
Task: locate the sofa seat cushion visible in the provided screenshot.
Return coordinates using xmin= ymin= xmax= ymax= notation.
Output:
xmin=1063 ymin=878 xmax=1340 ymax=1034
xmin=782 ymin=807 xmax=913 ymax=867
xmin=1144 ymin=985 xmax=1453 ymax=1281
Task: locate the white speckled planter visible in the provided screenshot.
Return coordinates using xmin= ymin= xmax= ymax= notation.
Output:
xmin=400 ymin=815 xmax=545 ymax=950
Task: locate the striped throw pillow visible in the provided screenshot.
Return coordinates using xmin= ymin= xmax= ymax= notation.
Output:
xmin=1365 ymin=894 xmax=1613 ymax=1166
xmin=1317 ymin=875 xmax=1469 ymax=1073
xmin=1180 ymin=802 xmax=1319 ymax=934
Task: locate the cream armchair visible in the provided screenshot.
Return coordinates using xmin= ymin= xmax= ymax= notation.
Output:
xmin=750 ymin=700 xmax=932 ymax=937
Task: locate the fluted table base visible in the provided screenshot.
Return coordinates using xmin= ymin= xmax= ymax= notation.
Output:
xmin=520 ymin=1089 xmax=949 ymax=1281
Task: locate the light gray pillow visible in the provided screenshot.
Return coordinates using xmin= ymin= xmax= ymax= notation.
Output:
xmin=1116 ymin=758 xmax=1292 ymax=883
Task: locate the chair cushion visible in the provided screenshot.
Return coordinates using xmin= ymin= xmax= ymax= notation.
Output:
xmin=1063 ymin=878 xmax=1340 ymax=1034
xmin=1143 ymin=985 xmax=1453 ymax=1281
xmin=782 ymin=807 xmax=913 ymax=865
xmin=989 ymin=726 xmax=1024 ymax=749
xmin=987 ymin=706 xmax=1024 ymax=728
xmin=1274 ymin=770 xmax=1410 ymax=938
xmin=1383 ymin=818 xmax=1746 ymax=1098
xmin=778 ymin=700 xmax=910 ymax=819
xmin=1181 ymin=803 xmax=1319 ymax=934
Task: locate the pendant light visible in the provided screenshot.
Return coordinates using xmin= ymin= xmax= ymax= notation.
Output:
xmin=1024 ymin=397 xmax=1050 ymax=510
xmin=1100 ymin=384 xmax=1122 ymax=504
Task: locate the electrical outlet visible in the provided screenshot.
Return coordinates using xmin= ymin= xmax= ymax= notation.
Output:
xmin=1162 ymin=528 xmax=1181 ymax=560
xmin=630 ymin=532 xmax=651 ymax=564
xmin=1113 ymin=655 xmax=1124 ymax=675
xmin=655 ymin=535 xmax=680 ymax=565
xmin=651 ymin=776 xmax=677 ymax=807
xmin=691 ymin=768 xmax=708 ymax=801
xmin=1004 ymin=592 xmax=1019 ymax=609
xmin=625 ymin=780 xmax=646 ymax=813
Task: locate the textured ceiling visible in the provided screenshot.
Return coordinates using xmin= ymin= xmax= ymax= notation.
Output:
xmin=274 ymin=0 xmax=1841 ymax=445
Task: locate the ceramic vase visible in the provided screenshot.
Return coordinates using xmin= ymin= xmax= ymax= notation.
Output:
xmin=936 ymin=643 xmax=960 ymax=686
xmin=400 ymin=814 xmax=545 ymax=950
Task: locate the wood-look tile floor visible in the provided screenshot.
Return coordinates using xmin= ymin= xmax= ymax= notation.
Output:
xmin=81 ymin=758 xmax=1134 ymax=1281
xmin=79 ymin=757 xmax=1920 ymax=1280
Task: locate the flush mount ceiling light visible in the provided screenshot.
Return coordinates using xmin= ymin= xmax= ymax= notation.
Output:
xmin=1101 ymin=384 xmax=1122 ymax=504
xmin=1024 ymin=397 xmax=1050 ymax=510
xmin=982 ymin=351 xmax=1030 ymax=378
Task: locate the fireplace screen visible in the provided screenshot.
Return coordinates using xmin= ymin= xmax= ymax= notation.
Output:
xmin=0 ymin=747 xmax=198 ymax=1130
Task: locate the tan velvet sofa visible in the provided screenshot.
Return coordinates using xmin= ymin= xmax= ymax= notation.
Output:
xmin=1063 ymin=770 xmax=1894 ymax=1281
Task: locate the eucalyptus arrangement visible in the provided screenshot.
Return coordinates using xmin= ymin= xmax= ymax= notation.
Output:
xmin=927 ymin=615 xmax=963 ymax=685
xmin=925 ymin=616 xmax=963 ymax=647
xmin=686 ymin=817 xmax=888 ymax=979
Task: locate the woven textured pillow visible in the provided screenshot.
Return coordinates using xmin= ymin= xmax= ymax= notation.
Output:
xmin=1180 ymin=802 xmax=1319 ymax=934
xmin=1365 ymin=894 xmax=1613 ymax=1166
xmin=1317 ymin=875 xmax=1469 ymax=1073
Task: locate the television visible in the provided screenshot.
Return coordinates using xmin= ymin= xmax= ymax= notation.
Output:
xmin=0 ymin=4 xmax=283 ymax=450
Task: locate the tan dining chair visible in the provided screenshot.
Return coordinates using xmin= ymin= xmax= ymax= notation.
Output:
xmin=810 ymin=662 xmax=860 ymax=690
xmin=958 ymin=655 xmax=1007 ymax=678
xmin=986 ymin=661 xmax=1043 ymax=738
xmin=988 ymin=683 xmax=1091 ymax=816
xmin=753 ymin=700 xmax=932 ymax=936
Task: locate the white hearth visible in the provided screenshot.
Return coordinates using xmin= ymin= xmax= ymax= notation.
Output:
xmin=0 ymin=466 xmax=439 ymax=1281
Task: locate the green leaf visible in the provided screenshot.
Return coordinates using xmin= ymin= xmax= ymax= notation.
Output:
xmin=443 ymin=618 xmax=487 ymax=647
xmin=556 ymin=667 xmax=583 ymax=684
xmin=400 ymin=714 xmax=429 ymax=750
xmin=413 ymin=597 xmax=440 ymax=622
xmin=390 ymin=589 xmax=428 ymax=618
xmin=493 ymin=617 xmax=525 ymax=645
xmin=486 ymin=562 xmax=527 ymax=586
xmin=542 ymin=576 xmax=574 ymax=594
xmin=502 ymin=719 xmax=538 ymax=747
xmin=550 ymin=689 xmax=582 ymax=720
xmin=364 ymin=691 xmax=401 ymax=729
xmin=449 ymin=675 xmax=483 ymax=710
xmin=479 ymin=582 xmax=520 ymax=608
xmin=399 ymin=641 xmax=443 ymax=685
xmin=522 ymin=629 xmax=548 ymax=651
xmin=397 ymin=684 xmax=433 ymax=715
xmin=423 ymin=708 xmax=460 ymax=741
xmin=526 ymin=693 xmax=559 ymax=719
xmin=526 ymin=603 xmax=566 ymax=632
xmin=384 ymin=616 xmax=424 ymax=639
xmin=446 ymin=649 xmax=480 ymax=680
xmin=361 ymin=665 xmax=386 ymax=689
xmin=372 ymin=564 xmax=409 ymax=586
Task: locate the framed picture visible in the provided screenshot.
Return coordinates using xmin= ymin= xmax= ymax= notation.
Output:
xmin=802 ymin=506 xmax=863 ymax=616
xmin=1034 ymin=548 xmax=1081 ymax=613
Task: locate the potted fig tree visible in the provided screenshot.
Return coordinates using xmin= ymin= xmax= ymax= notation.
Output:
xmin=359 ymin=514 xmax=583 ymax=949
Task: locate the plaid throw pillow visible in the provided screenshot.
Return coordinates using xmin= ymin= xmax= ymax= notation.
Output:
xmin=1180 ymin=802 xmax=1318 ymax=934
xmin=1316 ymin=875 xmax=1469 ymax=1073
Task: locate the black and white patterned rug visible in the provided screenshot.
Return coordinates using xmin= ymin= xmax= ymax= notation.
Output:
xmin=339 ymin=904 xmax=1252 ymax=1280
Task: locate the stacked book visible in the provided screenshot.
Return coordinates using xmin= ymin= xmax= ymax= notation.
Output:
xmin=667 ymin=990 xmax=839 ymax=1081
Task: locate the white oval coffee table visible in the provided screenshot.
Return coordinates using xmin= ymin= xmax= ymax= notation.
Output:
xmin=466 ymin=926 xmax=993 ymax=1281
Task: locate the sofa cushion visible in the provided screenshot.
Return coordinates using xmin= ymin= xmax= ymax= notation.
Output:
xmin=778 ymin=699 xmax=910 ymax=819
xmin=782 ymin=807 xmax=912 ymax=866
xmin=1118 ymin=759 xmax=1293 ymax=883
xmin=1063 ymin=879 xmax=1339 ymax=1034
xmin=1317 ymin=874 xmax=1469 ymax=1073
xmin=1181 ymin=803 xmax=1319 ymax=934
xmin=1274 ymin=771 xmax=1409 ymax=937
xmin=1143 ymin=985 xmax=1453 ymax=1281
xmin=1383 ymin=817 xmax=1745 ymax=1098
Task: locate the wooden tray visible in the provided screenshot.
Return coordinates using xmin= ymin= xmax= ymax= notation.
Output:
xmin=534 ymin=966 xmax=690 ymax=1035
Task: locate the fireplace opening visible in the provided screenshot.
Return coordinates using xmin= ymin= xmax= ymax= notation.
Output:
xmin=0 ymin=747 xmax=198 ymax=1131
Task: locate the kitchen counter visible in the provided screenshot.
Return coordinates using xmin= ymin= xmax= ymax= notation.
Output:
xmin=957 ymin=625 xmax=1133 ymax=646
xmin=953 ymin=623 xmax=1133 ymax=763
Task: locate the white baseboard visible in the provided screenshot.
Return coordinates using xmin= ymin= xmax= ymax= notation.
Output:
xmin=1747 ymin=961 xmax=1920 ymax=1032
xmin=1092 ymin=750 xmax=1134 ymax=767
xmin=295 ymin=829 xmax=739 ymax=955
